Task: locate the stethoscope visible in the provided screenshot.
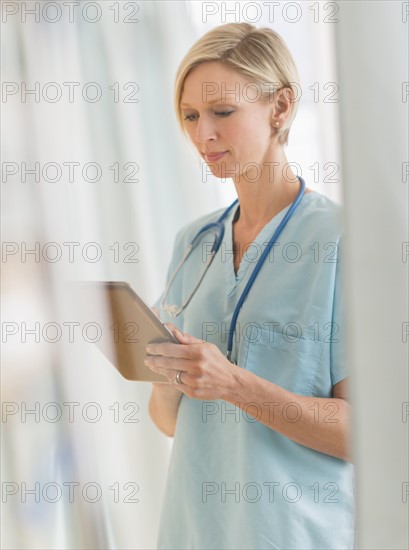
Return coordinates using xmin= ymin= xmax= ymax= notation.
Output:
xmin=161 ymin=176 xmax=306 ymax=362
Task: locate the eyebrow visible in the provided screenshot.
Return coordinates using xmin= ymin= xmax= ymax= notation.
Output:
xmin=180 ymin=99 xmax=235 ymax=107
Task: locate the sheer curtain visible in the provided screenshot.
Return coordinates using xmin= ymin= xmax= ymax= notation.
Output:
xmin=2 ymin=2 xmax=349 ymax=549
xmin=2 ymin=3 xmax=208 ymax=548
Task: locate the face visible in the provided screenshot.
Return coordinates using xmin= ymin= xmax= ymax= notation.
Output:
xmin=180 ymin=61 xmax=280 ymax=181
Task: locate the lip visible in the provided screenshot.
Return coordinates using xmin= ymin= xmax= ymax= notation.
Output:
xmin=204 ymin=151 xmax=227 ymax=162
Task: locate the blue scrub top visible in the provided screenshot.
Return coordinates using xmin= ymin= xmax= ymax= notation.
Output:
xmin=154 ymin=191 xmax=355 ymax=549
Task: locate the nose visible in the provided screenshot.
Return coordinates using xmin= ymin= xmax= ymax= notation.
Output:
xmin=194 ymin=114 xmax=217 ymax=144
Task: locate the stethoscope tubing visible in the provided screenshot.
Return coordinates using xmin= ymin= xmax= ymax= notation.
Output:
xmin=225 ymin=176 xmax=306 ymax=360
xmin=161 ymin=176 xmax=306 ymax=361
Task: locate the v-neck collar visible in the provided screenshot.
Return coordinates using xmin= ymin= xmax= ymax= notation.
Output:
xmin=223 ymin=192 xmax=317 ymax=294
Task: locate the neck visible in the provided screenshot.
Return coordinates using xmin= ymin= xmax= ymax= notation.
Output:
xmin=232 ymin=148 xmax=302 ymax=229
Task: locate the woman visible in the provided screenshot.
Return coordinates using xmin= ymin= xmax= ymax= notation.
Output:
xmin=147 ymin=22 xmax=355 ymax=550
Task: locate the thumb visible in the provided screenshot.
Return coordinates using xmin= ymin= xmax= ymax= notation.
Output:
xmin=164 ymin=323 xmax=205 ymax=344
xmin=174 ymin=330 xmax=205 ymax=345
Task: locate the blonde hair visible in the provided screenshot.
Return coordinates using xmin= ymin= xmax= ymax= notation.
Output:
xmin=174 ymin=22 xmax=301 ymax=147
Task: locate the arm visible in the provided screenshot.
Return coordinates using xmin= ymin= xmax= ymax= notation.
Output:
xmin=223 ymin=372 xmax=351 ymax=462
xmin=148 ymin=383 xmax=183 ymax=437
xmin=147 ymin=314 xmax=183 ymax=437
xmin=146 ymin=331 xmax=351 ymax=459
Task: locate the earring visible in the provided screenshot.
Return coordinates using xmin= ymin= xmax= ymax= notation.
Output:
xmin=275 ymin=121 xmax=280 ymax=126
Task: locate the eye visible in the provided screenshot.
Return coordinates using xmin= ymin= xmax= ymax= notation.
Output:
xmin=183 ymin=111 xmax=234 ymax=122
xmin=215 ymin=111 xmax=233 ymax=117
xmin=183 ymin=114 xmax=197 ymax=122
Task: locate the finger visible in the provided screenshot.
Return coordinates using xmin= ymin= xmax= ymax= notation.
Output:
xmin=147 ymin=338 xmax=208 ymax=360
xmin=164 ymin=323 xmax=205 ymax=345
xmin=149 ymin=365 xmax=195 ymax=388
xmin=164 ymin=323 xmax=185 ymax=341
xmin=146 ymin=341 xmax=186 ymax=359
xmin=145 ymin=355 xmax=191 ymax=372
xmin=147 ymin=365 xmax=178 ymax=381
xmin=163 ymin=324 xmax=205 ymax=345
xmin=175 ymin=331 xmax=205 ymax=345
xmin=146 ymin=323 xmax=187 ymax=357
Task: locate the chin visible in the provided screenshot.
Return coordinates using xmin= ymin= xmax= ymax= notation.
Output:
xmin=205 ymin=162 xmax=237 ymax=181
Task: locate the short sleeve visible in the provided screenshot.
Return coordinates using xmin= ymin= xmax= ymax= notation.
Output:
xmin=330 ymin=234 xmax=349 ymax=386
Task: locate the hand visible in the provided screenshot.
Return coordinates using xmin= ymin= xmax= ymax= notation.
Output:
xmin=145 ymin=324 xmax=239 ymax=401
xmin=149 ymin=310 xmax=181 ymax=393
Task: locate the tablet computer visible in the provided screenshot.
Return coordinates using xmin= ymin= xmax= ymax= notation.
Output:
xmin=70 ymin=281 xmax=176 ymax=382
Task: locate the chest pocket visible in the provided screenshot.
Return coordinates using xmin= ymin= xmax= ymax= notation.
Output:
xmin=238 ymin=328 xmax=323 ymax=396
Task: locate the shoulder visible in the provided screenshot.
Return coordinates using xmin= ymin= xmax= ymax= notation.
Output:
xmin=299 ymin=191 xmax=344 ymax=242
xmin=302 ymin=190 xmax=343 ymax=221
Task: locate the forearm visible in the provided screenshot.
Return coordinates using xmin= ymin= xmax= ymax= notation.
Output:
xmin=148 ymin=383 xmax=183 ymax=437
xmin=223 ymin=368 xmax=351 ymax=462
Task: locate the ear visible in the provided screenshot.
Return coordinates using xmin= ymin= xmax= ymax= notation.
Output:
xmin=271 ymin=86 xmax=294 ymax=127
